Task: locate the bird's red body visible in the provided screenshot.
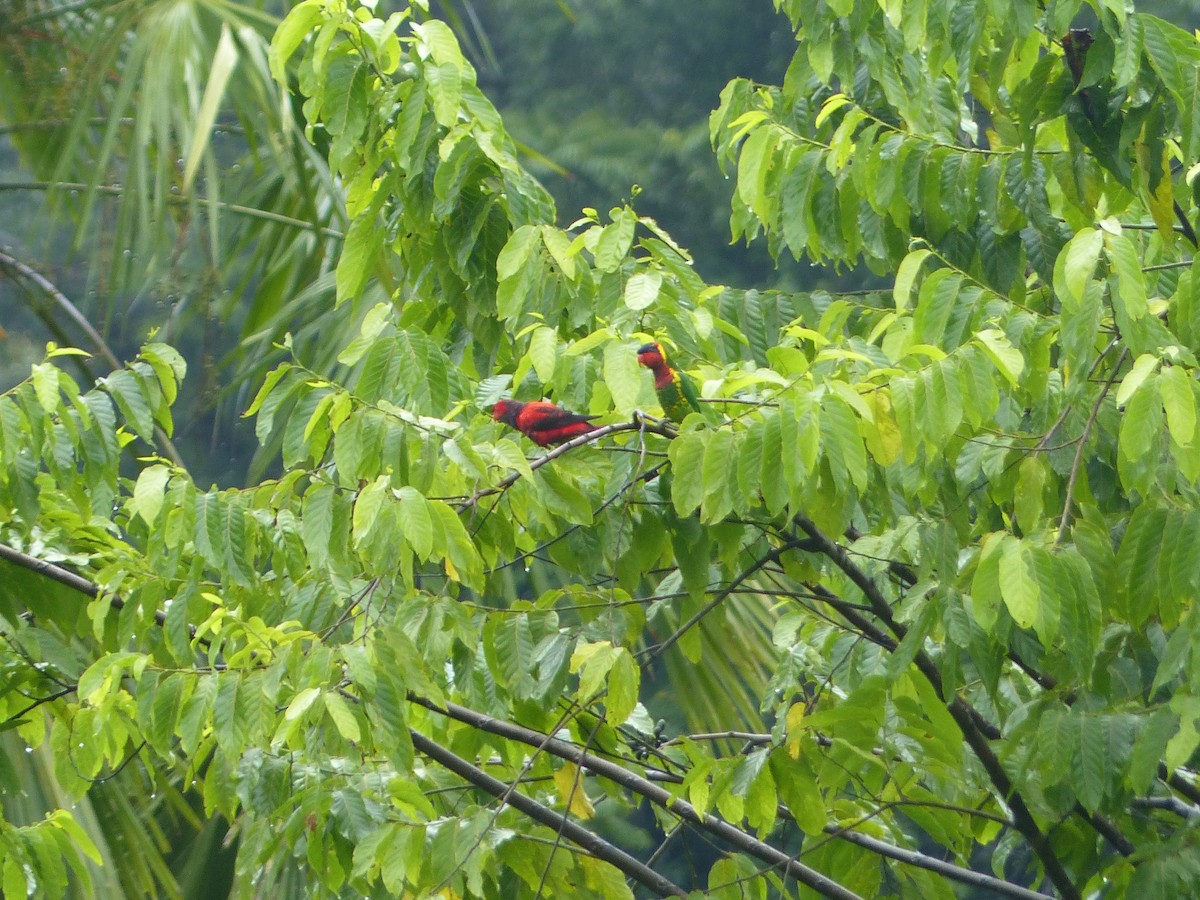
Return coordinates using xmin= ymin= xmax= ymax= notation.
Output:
xmin=492 ymin=399 xmax=599 ymax=446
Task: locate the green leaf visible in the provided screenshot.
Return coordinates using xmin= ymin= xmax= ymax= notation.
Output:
xmin=780 ymin=149 xmax=821 ymax=255
xmin=604 ymin=340 xmax=642 ymax=416
xmin=736 ymin=125 xmax=778 ymax=222
xmin=395 ymin=487 xmax=433 ymax=559
xmin=497 ymin=225 xmax=541 ymax=281
xmin=528 ymin=326 xmax=558 ymax=383
xmin=353 ymin=476 xmax=389 ymax=549
xmin=428 ymin=500 xmax=483 ymax=588
xmin=285 ymin=687 xmax=322 ymax=722
xmin=1160 ymin=365 xmax=1196 ymax=446
xmin=606 ymin=649 xmax=639 ymax=725
xmin=1130 ymin=708 xmax=1178 ymax=794
xmin=539 ymin=467 xmax=595 ymax=525
xmin=998 ymin=536 xmax=1039 ymax=630
xmin=594 ymin=208 xmax=636 ymax=272
xmin=1116 ymin=504 xmax=1168 ymax=625
xmin=770 ymin=751 xmax=825 ymax=836
xmin=1106 ymin=231 xmax=1148 ymax=320
xmin=669 ymin=431 xmax=707 ymax=516
xmin=270 ymin=0 xmax=324 ymax=82
xmin=131 ymin=464 xmax=171 ymax=527
xmin=1120 ymin=375 xmax=1163 ymax=467
xmin=1014 ymin=456 xmax=1046 ymax=533
xmin=624 ymin=270 xmax=663 ymax=311
xmin=324 ymin=692 xmax=362 ymax=743
xmin=701 ymin=429 xmax=737 ymax=523
xmin=336 ymin=213 xmax=384 ymax=306
xmin=413 ymin=19 xmax=465 ymax=69
xmin=1117 ymin=353 xmax=1160 ymax=407
xmin=424 ymin=61 xmax=462 ymax=129
xmin=31 ymin=362 xmax=60 ymax=413
xmin=1054 ymin=228 xmax=1104 ymax=303
xmin=913 ymin=269 xmax=960 ymax=345
xmin=485 ymin=613 xmax=535 ymax=695
xmin=541 ymin=225 xmax=577 ymax=279
xmin=103 ymin=369 xmax=155 ymax=440
xmin=571 ymin=640 xmax=618 ymax=703
xmin=975 ymin=329 xmax=1024 ymax=385
xmin=893 ymin=248 xmax=931 ymax=312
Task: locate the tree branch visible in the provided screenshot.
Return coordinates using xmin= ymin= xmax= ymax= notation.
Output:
xmin=792 ymin=514 xmax=1085 ymax=900
xmin=409 ymin=728 xmax=689 ymax=898
xmin=0 ymin=541 xmax=197 ymax=639
xmin=0 ymin=181 xmax=344 ymax=240
xmin=823 ymin=825 xmax=1051 ymax=900
xmin=458 ymin=418 xmax=675 ymax=512
xmin=409 ymin=694 xmax=866 ymax=900
xmin=640 ymin=537 xmax=803 ymax=664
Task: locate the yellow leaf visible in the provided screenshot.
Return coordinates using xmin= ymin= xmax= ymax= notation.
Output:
xmin=785 ymin=703 xmax=806 ymax=759
xmin=553 ymin=763 xmax=595 ymax=819
xmin=865 ymin=390 xmax=902 ymax=465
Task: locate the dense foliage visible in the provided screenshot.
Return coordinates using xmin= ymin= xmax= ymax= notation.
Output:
xmin=4 ymin=0 xmax=1200 ymax=897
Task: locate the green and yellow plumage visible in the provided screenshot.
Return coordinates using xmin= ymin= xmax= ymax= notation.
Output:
xmin=637 ymin=341 xmax=704 ymax=422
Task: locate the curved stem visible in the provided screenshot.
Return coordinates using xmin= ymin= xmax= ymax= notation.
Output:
xmin=0 ymin=249 xmax=186 ymax=468
xmin=1056 ymin=349 xmax=1127 ymax=545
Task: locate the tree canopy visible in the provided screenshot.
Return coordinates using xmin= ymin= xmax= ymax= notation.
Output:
xmin=4 ymin=0 xmax=1200 ymax=897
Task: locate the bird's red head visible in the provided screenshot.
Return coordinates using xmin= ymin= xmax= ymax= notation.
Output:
xmin=636 ymin=341 xmax=667 ymax=370
xmin=492 ymin=399 xmax=524 ymax=426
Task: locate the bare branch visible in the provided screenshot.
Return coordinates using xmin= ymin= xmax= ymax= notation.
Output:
xmin=791 ymin=515 xmax=1085 ymax=899
xmin=409 ymin=729 xmax=689 ymax=898
xmin=824 ymin=826 xmax=1050 ymax=900
xmin=410 ymin=694 xmax=866 ymax=900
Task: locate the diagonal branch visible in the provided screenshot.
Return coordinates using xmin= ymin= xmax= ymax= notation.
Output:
xmin=823 ymin=825 xmax=1050 ymax=900
xmin=639 ymin=537 xmax=804 ymax=665
xmin=791 ymin=514 xmax=1086 ymax=900
xmin=1056 ymin=348 xmax=1127 ymax=545
xmin=409 ymin=728 xmax=688 ymax=898
xmin=409 ymin=694 xmax=866 ymax=900
xmin=0 ymin=542 xmax=197 ymax=638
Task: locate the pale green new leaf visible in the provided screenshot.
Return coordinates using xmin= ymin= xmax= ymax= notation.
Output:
xmin=998 ymin=536 xmax=1039 ymax=630
xmin=893 ymin=248 xmax=931 ymax=312
xmin=606 ymin=649 xmax=640 ymax=725
xmin=1160 ymin=364 xmax=1197 ymax=446
xmin=624 ymin=270 xmax=663 ymax=311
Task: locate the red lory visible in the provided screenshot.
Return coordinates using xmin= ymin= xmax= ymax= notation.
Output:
xmin=492 ymin=399 xmax=599 ymax=446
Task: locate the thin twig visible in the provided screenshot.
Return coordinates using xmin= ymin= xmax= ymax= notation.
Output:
xmin=0 ymin=181 xmax=344 ymax=240
xmin=639 ymin=538 xmax=803 ymax=665
xmin=1056 ymin=348 xmax=1127 ymax=545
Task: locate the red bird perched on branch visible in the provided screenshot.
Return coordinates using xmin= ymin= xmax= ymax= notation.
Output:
xmin=492 ymin=399 xmax=599 ymax=447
